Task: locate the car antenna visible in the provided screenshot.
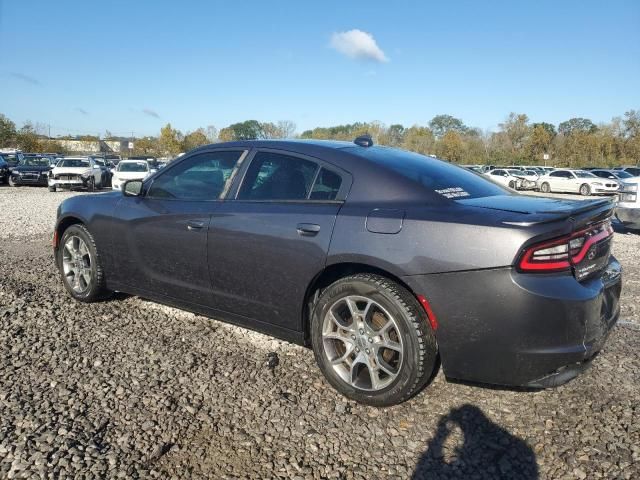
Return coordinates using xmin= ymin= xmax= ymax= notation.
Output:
xmin=354 ymin=134 xmax=373 ymax=147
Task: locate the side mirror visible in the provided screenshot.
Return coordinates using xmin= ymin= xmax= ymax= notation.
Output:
xmin=123 ymin=179 xmax=143 ymax=197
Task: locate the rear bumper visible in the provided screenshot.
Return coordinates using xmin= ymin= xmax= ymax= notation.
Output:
xmin=403 ymin=257 xmax=622 ymax=388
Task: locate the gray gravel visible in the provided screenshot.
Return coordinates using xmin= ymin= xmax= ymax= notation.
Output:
xmin=0 ymin=185 xmax=639 ymax=479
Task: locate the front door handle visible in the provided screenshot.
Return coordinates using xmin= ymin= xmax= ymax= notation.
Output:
xmin=186 ymin=220 xmax=205 ymax=231
xmin=297 ymin=223 xmax=321 ymax=236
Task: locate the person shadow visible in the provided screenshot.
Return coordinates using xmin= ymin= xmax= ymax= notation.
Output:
xmin=412 ymin=404 xmax=539 ymax=480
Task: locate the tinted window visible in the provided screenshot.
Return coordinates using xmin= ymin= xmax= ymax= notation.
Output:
xmin=148 ymin=151 xmax=244 ymax=200
xmin=615 ymin=171 xmax=633 ymax=178
xmin=575 ymin=171 xmax=596 ymax=178
xmin=238 ymin=152 xmax=318 ymax=200
xmin=350 ymin=148 xmax=507 ymax=199
xmin=624 ymin=167 xmax=640 ymax=176
xmin=310 ymin=168 xmax=342 ymax=200
xmin=550 ymin=171 xmax=568 ymax=178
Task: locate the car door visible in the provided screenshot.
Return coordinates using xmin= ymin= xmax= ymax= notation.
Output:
xmin=548 ymin=171 xmax=565 ymax=192
xmin=207 ymin=149 xmax=350 ymax=332
xmin=110 ymin=149 xmax=248 ymax=306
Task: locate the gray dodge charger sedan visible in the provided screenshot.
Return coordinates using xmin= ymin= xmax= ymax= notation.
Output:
xmin=53 ymin=138 xmax=622 ymax=406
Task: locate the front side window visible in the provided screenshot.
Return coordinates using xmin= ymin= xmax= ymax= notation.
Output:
xmin=238 ymin=152 xmax=318 ymax=200
xmin=574 ymin=171 xmax=596 ymax=178
xmin=550 ymin=171 xmax=565 ymax=178
xmin=147 ymin=150 xmax=245 ymax=200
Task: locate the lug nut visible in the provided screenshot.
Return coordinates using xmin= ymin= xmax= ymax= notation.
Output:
xmin=351 ymin=334 xmax=356 ymax=340
xmin=355 ymin=347 xmax=360 ymax=353
xmin=359 ymin=329 xmax=364 ymax=335
xmin=368 ymin=337 xmax=373 ymax=343
xmin=365 ymin=349 xmax=370 ymax=354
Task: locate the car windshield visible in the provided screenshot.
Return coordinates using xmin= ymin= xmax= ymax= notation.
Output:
xmin=23 ymin=157 xmax=51 ymax=166
xmin=58 ymin=159 xmax=90 ymax=168
xmin=574 ymin=171 xmax=597 ymax=178
xmin=349 ymin=147 xmax=508 ymax=199
xmin=118 ymin=162 xmax=148 ymax=172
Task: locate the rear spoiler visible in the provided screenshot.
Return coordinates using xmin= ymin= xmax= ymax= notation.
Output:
xmin=502 ymin=199 xmax=614 ymax=227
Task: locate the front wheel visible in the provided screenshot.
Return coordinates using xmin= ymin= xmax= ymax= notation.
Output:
xmin=8 ymin=176 xmax=17 ymax=187
xmin=57 ymin=224 xmax=110 ymax=302
xmin=48 ymin=185 xmax=56 ymax=192
xmin=311 ymin=274 xmax=438 ymax=407
xmin=540 ymin=182 xmax=551 ymax=193
xmin=580 ymin=183 xmax=591 ymax=196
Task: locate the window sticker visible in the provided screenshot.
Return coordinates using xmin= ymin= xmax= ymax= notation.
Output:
xmin=435 ymin=187 xmax=470 ymax=199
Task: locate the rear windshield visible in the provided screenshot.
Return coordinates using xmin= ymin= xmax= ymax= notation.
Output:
xmin=349 ymin=147 xmax=507 ymax=199
xmin=118 ymin=162 xmax=148 ymax=172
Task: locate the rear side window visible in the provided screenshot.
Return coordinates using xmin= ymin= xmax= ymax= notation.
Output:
xmin=238 ymin=152 xmax=318 ymax=200
xmin=310 ymin=168 xmax=342 ymax=200
xmin=148 ymin=150 xmax=244 ymax=200
xmin=349 ymin=148 xmax=507 ymax=199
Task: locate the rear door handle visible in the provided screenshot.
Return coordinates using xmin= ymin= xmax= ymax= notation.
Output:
xmin=186 ymin=220 xmax=205 ymax=231
xmin=296 ymin=223 xmax=321 ymax=236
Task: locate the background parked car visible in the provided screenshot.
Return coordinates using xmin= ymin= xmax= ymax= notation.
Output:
xmin=484 ymin=168 xmax=523 ymax=189
xmin=616 ymin=179 xmax=640 ymax=230
xmin=111 ymin=160 xmax=154 ymax=190
xmin=48 ymin=157 xmax=105 ymax=192
xmin=613 ymin=166 xmax=640 ymax=177
xmin=538 ymin=169 xmax=619 ymax=196
xmin=8 ymin=154 xmax=52 ymax=187
xmin=0 ymin=155 xmax=10 ymax=184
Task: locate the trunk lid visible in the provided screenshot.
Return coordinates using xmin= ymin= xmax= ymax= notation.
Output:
xmin=459 ymin=195 xmax=615 ymax=281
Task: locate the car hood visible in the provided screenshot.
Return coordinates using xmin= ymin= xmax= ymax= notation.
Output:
xmin=457 ymin=194 xmax=611 ymax=216
xmin=52 ymin=166 xmax=92 ymax=175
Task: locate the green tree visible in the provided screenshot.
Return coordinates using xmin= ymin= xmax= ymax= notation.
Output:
xmin=133 ymin=136 xmax=159 ymax=156
xmin=158 ymin=123 xmax=183 ymax=156
xmin=219 ymin=120 xmax=264 ymax=141
xmin=0 ymin=114 xmax=17 ymax=147
xmin=558 ymin=117 xmax=597 ymax=136
xmin=437 ymin=131 xmax=464 ymax=162
xmin=182 ymin=129 xmax=209 ymax=151
xmin=15 ymin=122 xmax=40 ymax=151
xmin=428 ymin=114 xmax=468 ymax=139
xmin=527 ymin=124 xmax=553 ymax=162
xmin=532 ymin=122 xmax=556 ymax=138
xmin=401 ymin=126 xmax=435 ymax=155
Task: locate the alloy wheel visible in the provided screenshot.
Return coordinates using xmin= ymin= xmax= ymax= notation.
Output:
xmin=62 ymin=235 xmax=93 ymax=293
xmin=322 ymin=295 xmax=404 ymax=391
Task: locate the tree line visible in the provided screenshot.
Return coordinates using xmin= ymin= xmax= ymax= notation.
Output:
xmin=1 ymin=111 xmax=638 ymax=167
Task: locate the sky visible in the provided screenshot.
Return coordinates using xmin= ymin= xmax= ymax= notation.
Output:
xmin=1 ymin=0 xmax=639 ymax=138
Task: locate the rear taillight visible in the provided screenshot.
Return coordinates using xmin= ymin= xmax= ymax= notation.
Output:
xmin=518 ymin=220 xmax=613 ymax=272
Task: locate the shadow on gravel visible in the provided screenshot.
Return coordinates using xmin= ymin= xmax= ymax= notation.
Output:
xmin=412 ymin=404 xmax=538 ymax=480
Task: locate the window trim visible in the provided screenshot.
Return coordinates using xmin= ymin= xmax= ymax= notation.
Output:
xmin=229 ymin=148 xmax=351 ymax=203
xmin=144 ymin=148 xmax=249 ymax=202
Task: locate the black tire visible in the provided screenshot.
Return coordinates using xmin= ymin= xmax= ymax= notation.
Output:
xmin=310 ymin=273 xmax=438 ymax=407
xmin=508 ymin=180 xmax=516 ymax=189
xmin=8 ymin=176 xmax=17 ymax=187
xmin=580 ymin=183 xmax=591 ymax=196
xmin=48 ymin=185 xmax=56 ymax=192
xmin=57 ymin=224 xmax=110 ymax=302
xmin=540 ymin=182 xmax=550 ymax=193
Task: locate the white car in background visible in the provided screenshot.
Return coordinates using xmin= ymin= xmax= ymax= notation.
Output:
xmin=111 ymin=160 xmax=154 ymax=190
xmin=484 ymin=168 xmax=524 ymax=190
xmin=48 ymin=157 xmax=104 ymax=192
xmin=507 ymin=169 xmax=539 ymax=190
xmin=538 ymin=169 xmax=619 ymax=196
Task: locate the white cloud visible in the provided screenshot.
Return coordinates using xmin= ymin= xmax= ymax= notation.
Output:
xmin=330 ymin=29 xmax=389 ymax=63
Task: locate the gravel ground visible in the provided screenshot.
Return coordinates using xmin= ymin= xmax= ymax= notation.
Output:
xmin=0 ymin=185 xmax=638 ymax=479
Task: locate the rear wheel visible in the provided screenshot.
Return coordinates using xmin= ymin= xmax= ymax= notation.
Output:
xmin=580 ymin=183 xmax=591 ymax=196
xmin=58 ymin=224 xmax=110 ymax=302
xmin=311 ymin=274 xmax=438 ymax=407
xmin=540 ymin=182 xmax=551 ymax=193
